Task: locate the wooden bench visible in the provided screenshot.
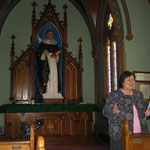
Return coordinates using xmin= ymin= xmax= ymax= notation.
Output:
xmin=0 ymin=124 xmax=45 ymax=150
xmin=121 ymin=120 xmax=150 ymax=150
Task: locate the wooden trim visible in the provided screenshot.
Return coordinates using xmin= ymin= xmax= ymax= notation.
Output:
xmin=121 ymin=0 xmax=133 ymax=40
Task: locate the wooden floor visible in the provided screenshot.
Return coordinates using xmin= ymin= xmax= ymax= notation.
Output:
xmin=44 ymin=137 xmax=109 ymax=150
xmin=46 ymin=144 xmax=109 ymax=150
xmin=0 ymin=135 xmax=109 ymax=150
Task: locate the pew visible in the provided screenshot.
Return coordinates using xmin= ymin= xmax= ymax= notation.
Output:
xmin=121 ymin=120 xmax=150 ymax=150
xmin=0 ymin=124 xmax=45 ymax=150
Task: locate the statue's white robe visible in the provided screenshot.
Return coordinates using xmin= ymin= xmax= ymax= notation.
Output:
xmin=40 ymin=39 xmax=59 ymax=94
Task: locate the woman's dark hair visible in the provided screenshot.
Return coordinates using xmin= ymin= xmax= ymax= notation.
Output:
xmin=118 ymin=71 xmax=135 ymax=88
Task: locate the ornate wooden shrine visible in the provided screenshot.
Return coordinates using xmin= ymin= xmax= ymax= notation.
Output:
xmin=9 ymin=0 xmax=83 ymax=104
xmin=4 ymin=1 xmax=99 ymax=147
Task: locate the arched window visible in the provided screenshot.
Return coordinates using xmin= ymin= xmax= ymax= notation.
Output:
xmin=98 ymin=0 xmax=124 ymax=99
xmin=103 ymin=9 xmax=123 ymax=98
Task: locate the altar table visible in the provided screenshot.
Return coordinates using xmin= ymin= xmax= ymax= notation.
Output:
xmin=0 ymin=104 xmax=100 ymax=146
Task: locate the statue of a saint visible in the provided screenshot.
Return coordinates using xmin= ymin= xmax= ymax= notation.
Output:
xmin=37 ymin=30 xmax=60 ymax=95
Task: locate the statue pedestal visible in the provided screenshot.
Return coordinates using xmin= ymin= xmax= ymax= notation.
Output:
xmin=42 ymin=93 xmax=64 ymax=104
xmin=43 ymin=98 xmax=63 ymax=104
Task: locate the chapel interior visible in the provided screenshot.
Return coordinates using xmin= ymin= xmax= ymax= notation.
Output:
xmin=0 ymin=0 xmax=150 ymax=150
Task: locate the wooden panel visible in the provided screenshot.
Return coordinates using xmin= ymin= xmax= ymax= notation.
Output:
xmin=22 ymin=64 xmax=28 ymax=100
xmin=16 ymin=62 xmax=29 ymax=100
xmin=5 ymin=112 xmax=93 ymax=145
xmin=10 ymin=45 xmax=35 ymax=104
xmin=16 ymin=65 xmax=22 ymax=100
xmin=63 ymin=50 xmax=82 ymax=103
xmin=71 ymin=64 xmax=77 ymax=99
xmin=0 ymin=143 xmax=30 ymax=150
xmin=0 ymin=124 xmax=37 ymax=150
xmin=121 ymin=120 xmax=150 ymax=150
xmin=65 ymin=62 xmax=77 ymax=100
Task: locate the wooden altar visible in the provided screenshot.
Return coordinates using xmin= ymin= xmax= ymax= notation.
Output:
xmin=0 ymin=104 xmax=99 ymax=147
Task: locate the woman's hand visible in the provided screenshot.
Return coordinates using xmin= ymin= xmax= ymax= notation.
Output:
xmin=145 ymin=108 xmax=150 ymax=118
xmin=113 ymin=103 xmax=120 ymax=114
xmin=43 ymin=50 xmax=48 ymax=54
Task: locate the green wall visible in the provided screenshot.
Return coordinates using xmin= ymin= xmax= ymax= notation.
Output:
xmin=119 ymin=0 xmax=150 ymax=71
xmin=0 ymin=0 xmax=94 ymax=135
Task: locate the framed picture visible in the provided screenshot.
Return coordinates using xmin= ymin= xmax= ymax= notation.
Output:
xmin=134 ymin=71 xmax=150 ymax=82
xmin=137 ymin=82 xmax=150 ymax=100
xmin=134 ymin=71 xmax=150 ymax=100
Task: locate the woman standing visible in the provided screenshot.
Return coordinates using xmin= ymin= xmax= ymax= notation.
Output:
xmin=102 ymin=71 xmax=150 ymax=150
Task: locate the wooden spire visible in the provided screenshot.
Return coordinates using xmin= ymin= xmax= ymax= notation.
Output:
xmin=10 ymin=34 xmax=16 ymax=65
xmin=78 ymin=38 xmax=83 ymax=71
xmin=63 ymin=4 xmax=68 ymax=50
xmin=31 ymin=1 xmax=37 ymax=43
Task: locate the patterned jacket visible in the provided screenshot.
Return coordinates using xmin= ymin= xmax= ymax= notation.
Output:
xmin=102 ymin=89 xmax=149 ymax=140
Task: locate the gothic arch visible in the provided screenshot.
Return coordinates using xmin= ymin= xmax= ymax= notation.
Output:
xmin=97 ymin=0 xmax=125 ymax=99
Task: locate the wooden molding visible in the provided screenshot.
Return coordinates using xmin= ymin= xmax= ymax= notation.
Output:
xmin=126 ymin=33 xmax=133 ymax=40
xmin=121 ymin=0 xmax=133 ymax=41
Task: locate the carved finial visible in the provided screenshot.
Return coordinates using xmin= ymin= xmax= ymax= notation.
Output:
xmin=78 ymin=38 xmax=83 ymax=58
xmin=11 ymin=34 xmax=16 ymax=40
xmin=32 ymin=1 xmax=37 ymax=7
xmin=63 ymin=4 xmax=68 ymax=10
xmin=63 ymin=4 xmax=68 ymax=23
xmin=78 ymin=37 xmax=83 ymax=43
xmin=31 ymin=1 xmax=37 ymax=22
xmin=11 ymin=34 xmax=16 ymax=56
